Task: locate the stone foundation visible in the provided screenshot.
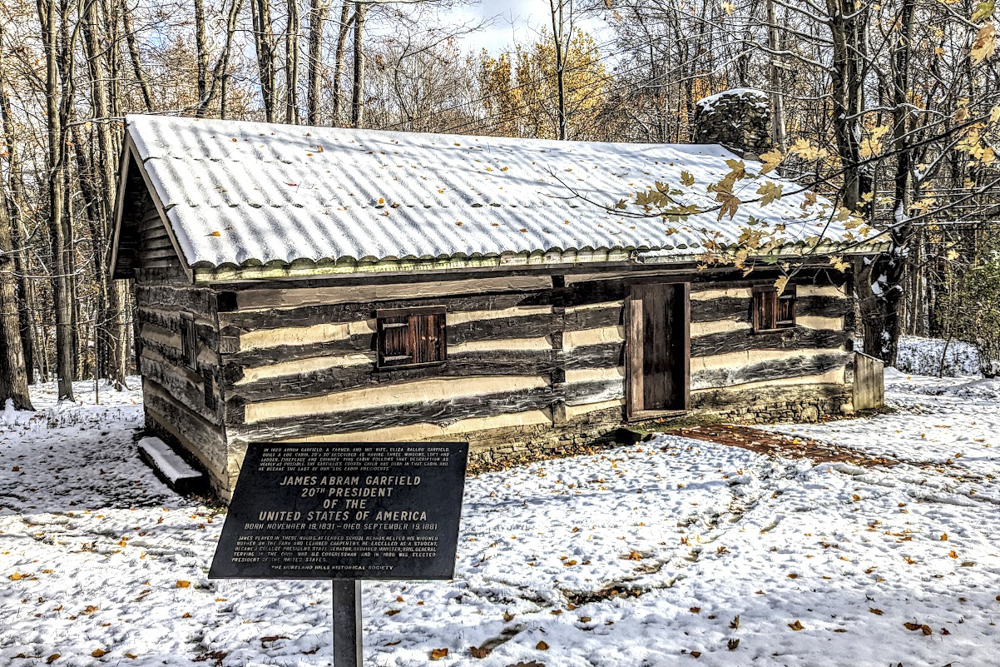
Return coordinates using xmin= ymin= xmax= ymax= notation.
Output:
xmin=434 ymin=384 xmax=854 ymax=471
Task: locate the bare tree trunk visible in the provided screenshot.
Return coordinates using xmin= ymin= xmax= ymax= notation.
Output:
xmin=351 ymin=2 xmax=367 ymax=128
xmin=37 ymin=0 xmax=74 ymax=400
xmin=193 ymin=0 xmax=209 ymax=115
xmin=82 ymin=0 xmax=128 ymax=388
xmin=252 ymin=0 xmax=278 ymax=121
xmin=548 ymin=0 xmax=570 ymax=141
xmin=119 ymin=0 xmax=153 ymax=111
xmin=0 ymin=30 xmax=35 ymax=385
xmin=285 ymin=0 xmax=301 ymax=123
xmin=859 ymin=0 xmax=916 ymax=365
xmin=0 ymin=157 xmax=32 ymax=410
xmin=199 ymin=0 xmax=245 ymax=119
xmin=824 ymin=0 xmax=871 ymax=213
xmin=332 ymin=1 xmax=352 ymax=125
xmin=306 ymin=0 xmax=330 ymax=124
xmin=766 ymin=0 xmax=786 ymax=152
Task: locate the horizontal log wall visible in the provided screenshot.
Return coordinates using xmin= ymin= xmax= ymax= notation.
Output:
xmin=218 ymin=269 xmax=857 ymax=451
xmin=135 ymin=233 xmax=230 ymax=490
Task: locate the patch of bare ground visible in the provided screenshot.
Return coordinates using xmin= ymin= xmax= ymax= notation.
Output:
xmin=665 ymin=425 xmax=986 ymax=484
xmin=664 ymin=424 xmax=902 ymax=468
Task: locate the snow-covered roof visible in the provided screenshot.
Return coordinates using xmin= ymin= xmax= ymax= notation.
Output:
xmin=119 ymin=114 xmax=860 ymax=278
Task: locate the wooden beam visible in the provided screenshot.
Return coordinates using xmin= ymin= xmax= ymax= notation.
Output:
xmin=229 ymin=386 xmax=557 ymax=442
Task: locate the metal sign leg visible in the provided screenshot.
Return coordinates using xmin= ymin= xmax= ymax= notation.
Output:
xmin=332 ymin=579 xmax=362 ymax=667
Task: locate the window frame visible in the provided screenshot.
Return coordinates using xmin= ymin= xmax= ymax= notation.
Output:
xmin=752 ymin=285 xmax=797 ymax=333
xmin=375 ymin=306 xmax=447 ymax=370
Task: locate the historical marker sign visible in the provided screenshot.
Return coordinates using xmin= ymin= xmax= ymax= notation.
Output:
xmin=209 ymin=442 xmax=468 ymax=580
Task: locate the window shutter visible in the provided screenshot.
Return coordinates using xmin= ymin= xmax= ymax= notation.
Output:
xmin=377 ymin=307 xmax=446 ymax=368
xmin=378 ymin=314 xmax=413 ymax=367
xmin=777 ymin=286 xmax=797 ymax=327
xmin=753 ymin=289 xmax=777 ymax=331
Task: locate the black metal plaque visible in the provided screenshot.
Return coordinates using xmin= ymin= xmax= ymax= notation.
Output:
xmin=209 ymin=442 xmax=468 ymax=580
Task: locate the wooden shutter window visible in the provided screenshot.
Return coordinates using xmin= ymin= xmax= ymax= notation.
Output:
xmin=777 ymin=285 xmax=797 ymax=328
xmin=752 ymin=286 xmax=796 ymax=332
xmin=376 ymin=307 xmax=446 ymax=369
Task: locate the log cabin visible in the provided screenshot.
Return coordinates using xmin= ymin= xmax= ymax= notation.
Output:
xmin=111 ymin=114 xmax=886 ymax=498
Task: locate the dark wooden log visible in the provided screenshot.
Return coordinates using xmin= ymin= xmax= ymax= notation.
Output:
xmin=138 ymin=308 xmax=219 ymax=350
xmin=223 ymin=335 xmax=375 ymax=369
xmin=134 ymin=265 xmax=189 ymax=284
xmin=226 ymin=349 xmax=557 ymax=402
xmin=561 ymin=343 xmax=624 ymax=370
xmin=218 ymin=292 xmax=552 ymax=330
xmin=796 ymin=295 xmax=851 ymax=318
xmin=691 ymin=327 xmax=849 ymax=357
xmin=690 ymin=297 xmax=750 ymax=322
xmin=447 ymin=312 xmax=556 ymax=346
xmin=137 ymin=285 xmax=216 ymax=312
xmin=140 ymin=350 xmax=220 ymax=424
xmin=691 ymin=352 xmax=851 ymax=390
xmin=228 ymin=386 xmax=557 ymax=441
xmin=564 ymin=378 xmax=625 ymax=406
xmin=564 ymin=304 xmax=623 ymax=331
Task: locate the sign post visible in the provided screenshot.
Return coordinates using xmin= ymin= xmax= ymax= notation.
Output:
xmin=210 ymin=442 xmax=468 ymax=665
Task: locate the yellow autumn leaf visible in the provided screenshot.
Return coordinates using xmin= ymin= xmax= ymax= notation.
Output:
xmin=680 ymin=170 xmax=695 ymax=187
xmin=757 ymin=181 xmax=783 ymax=206
xmin=536 ymin=641 xmax=550 ymax=650
xmin=774 ymin=275 xmax=790 ymax=295
xmin=91 ymin=649 xmax=108 ymax=658
xmin=972 ymin=24 xmax=996 ymax=63
xmin=830 ymin=256 xmax=849 ymax=272
xmin=759 ymin=148 xmax=783 ymax=175
xmin=788 ymin=620 xmax=805 ymax=631
xmin=430 ymin=648 xmax=449 ymax=660
xmin=990 ymin=106 xmax=1000 ymax=124
xmin=176 ymin=580 xmax=191 ymax=588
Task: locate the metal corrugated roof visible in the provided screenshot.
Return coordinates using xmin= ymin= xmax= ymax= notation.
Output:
xmin=125 ymin=114 xmax=854 ymax=271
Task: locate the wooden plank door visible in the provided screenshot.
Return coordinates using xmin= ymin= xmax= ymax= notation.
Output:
xmin=626 ymin=283 xmax=690 ymax=419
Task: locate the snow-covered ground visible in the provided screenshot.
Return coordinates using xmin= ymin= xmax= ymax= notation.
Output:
xmin=2 ymin=365 xmax=999 ymax=667
xmin=893 ymin=335 xmax=982 ymax=377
